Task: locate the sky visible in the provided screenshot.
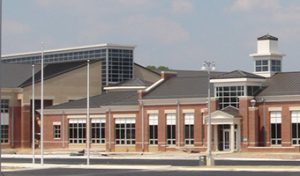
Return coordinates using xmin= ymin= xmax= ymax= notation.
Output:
xmin=2 ymin=0 xmax=300 ymax=72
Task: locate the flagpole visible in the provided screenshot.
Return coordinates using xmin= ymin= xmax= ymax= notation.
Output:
xmin=86 ymin=60 xmax=90 ymax=165
xmin=32 ymin=64 xmax=35 ymax=164
xmin=40 ymin=43 xmax=44 ymax=165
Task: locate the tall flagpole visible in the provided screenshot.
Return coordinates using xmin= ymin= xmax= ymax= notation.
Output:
xmin=0 ymin=0 xmax=3 ymax=174
xmin=32 ymin=64 xmax=35 ymax=164
xmin=40 ymin=43 xmax=44 ymax=165
xmin=86 ymin=60 xmax=90 ymax=165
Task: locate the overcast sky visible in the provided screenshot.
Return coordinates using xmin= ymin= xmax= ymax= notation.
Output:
xmin=2 ymin=0 xmax=300 ymax=72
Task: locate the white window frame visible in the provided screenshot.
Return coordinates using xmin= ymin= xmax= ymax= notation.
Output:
xmin=291 ymin=111 xmax=300 ymax=145
xmin=270 ymin=111 xmax=282 ymax=145
xmin=166 ymin=113 xmax=176 ymax=145
xmin=91 ymin=119 xmax=106 ymax=144
xmin=184 ymin=113 xmax=194 ymax=145
xmin=115 ymin=118 xmax=135 ymax=145
xmin=149 ymin=114 xmax=158 ymax=145
xmin=68 ymin=119 xmax=86 ymax=144
xmin=53 ymin=124 xmax=61 ymax=139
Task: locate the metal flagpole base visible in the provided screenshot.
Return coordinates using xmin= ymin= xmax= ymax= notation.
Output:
xmin=206 ymin=154 xmax=215 ymax=166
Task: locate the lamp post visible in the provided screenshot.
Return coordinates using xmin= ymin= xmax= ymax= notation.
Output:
xmin=201 ymin=61 xmax=215 ymax=166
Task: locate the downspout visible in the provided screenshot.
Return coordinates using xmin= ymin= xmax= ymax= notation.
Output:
xmin=62 ymin=110 xmax=65 ymax=148
xmin=177 ymin=100 xmax=180 ymax=147
xmin=140 ymin=100 xmax=144 ymax=153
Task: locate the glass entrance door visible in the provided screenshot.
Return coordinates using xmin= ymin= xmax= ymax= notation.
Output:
xmin=223 ymin=129 xmax=230 ymax=151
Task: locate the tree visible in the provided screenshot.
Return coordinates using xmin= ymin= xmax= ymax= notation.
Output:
xmin=146 ymin=65 xmax=169 ymax=71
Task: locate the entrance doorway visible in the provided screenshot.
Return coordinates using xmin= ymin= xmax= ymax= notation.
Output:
xmin=218 ymin=125 xmax=238 ymax=151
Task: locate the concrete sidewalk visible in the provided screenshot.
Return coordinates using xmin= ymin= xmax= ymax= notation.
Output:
xmin=2 ymin=162 xmax=300 ymax=173
xmin=2 ymin=150 xmax=300 ymax=161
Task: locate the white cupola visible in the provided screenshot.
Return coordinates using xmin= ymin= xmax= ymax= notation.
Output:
xmin=250 ymin=34 xmax=285 ymax=77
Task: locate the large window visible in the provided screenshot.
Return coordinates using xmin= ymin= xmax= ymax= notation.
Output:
xmin=115 ymin=118 xmax=135 ymax=145
xmin=1 ymin=125 xmax=9 ymax=143
xmin=166 ymin=113 xmax=176 ymax=145
xmin=292 ymin=111 xmax=300 ymax=145
xmin=1 ymin=99 xmax=9 ymax=143
xmin=102 ymin=49 xmax=133 ymax=86
xmin=184 ymin=113 xmax=194 ymax=145
xmin=255 ymin=60 xmax=269 ymax=72
xmin=270 ymin=112 xmax=281 ymax=145
xmin=149 ymin=114 xmax=158 ymax=145
xmin=216 ymin=86 xmax=244 ymax=109
xmin=91 ymin=119 xmax=105 ymax=144
xmin=69 ymin=119 xmax=86 ymax=144
xmin=271 ymin=60 xmax=281 ymax=72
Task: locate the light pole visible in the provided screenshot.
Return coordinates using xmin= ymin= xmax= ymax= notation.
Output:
xmin=86 ymin=60 xmax=90 ymax=165
xmin=32 ymin=64 xmax=35 ymax=164
xmin=202 ymin=61 xmax=215 ymax=166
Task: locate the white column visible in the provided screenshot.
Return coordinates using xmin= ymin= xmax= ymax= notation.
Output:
xmin=213 ymin=125 xmax=218 ymax=151
xmin=237 ymin=123 xmax=241 ymax=151
xmin=230 ymin=124 xmax=235 ymax=152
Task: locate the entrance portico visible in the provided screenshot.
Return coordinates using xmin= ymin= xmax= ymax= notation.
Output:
xmin=206 ymin=106 xmax=241 ymax=152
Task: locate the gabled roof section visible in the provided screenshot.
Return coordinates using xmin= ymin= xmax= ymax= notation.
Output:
xmin=47 ymin=91 xmax=138 ymax=109
xmin=221 ymin=106 xmax=240 ymax=117
xmin=257 ymin=34 xmax=278 ymax=41
xmin=215 ymin=70 xmax=265 ymax=79
xmin=19 ymin=60 xmax=91 ymax=88
xmin=0 ymin=63 xmax=34 ymax=88
xmin=143 ymin=70 xmax=224 ymax=99
xmin=258 ymin=72 xmax=300 ymax=96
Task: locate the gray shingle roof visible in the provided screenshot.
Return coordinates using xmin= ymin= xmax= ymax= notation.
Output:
xmin=143 ymin=71 xmax=224 ymax=99
xmin=114 ymin=78 xmax=153 ymax=87
xmin=47 ymin=91 xmax=138 ymax=109
xmin=258 ymin=72 xmax=300 ymax=96
xmin=0 ymin=63 xmax=34 ymax=88
xmin=257 ymin=34 xmax=278 ymax=41
xmin=214 ymin=70 xmax=265 ymax=79
xmin=19 ymin=61 xmax=89 ymax=88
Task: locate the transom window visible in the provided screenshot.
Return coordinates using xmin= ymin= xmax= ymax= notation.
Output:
xmin=69 ymin=119 xmax=86 ymax=144
xmin=270 ymin=111 xmax=281 ymax=145
xmin=0 ymin=99 xmax=9 ymax=113
xmin=216 ymin=86 xmax=244 ymax=109
xmin=166 ymin=113 xmax=176 ymax=145
xmin=292 ymin=111 xmax=300 ymax=145
xmin=115 ymin=118 xmax=135 ymax=145
xmin=149 ymin=114 xmax=158 ymax=145
xmin=91 ymin=119 xmax=105 ymax=144
xmin=184 ymin=113 xmax=194 ymax=145
xmin=255 ymin=60 xmax=269 ymax=72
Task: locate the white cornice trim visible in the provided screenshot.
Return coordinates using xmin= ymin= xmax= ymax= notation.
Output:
xmin=144 ymin=78 xmax=164 ymax=92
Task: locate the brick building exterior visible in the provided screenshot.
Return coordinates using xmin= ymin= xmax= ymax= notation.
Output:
xmin=2 ymin=35 xmax=300 ymax=153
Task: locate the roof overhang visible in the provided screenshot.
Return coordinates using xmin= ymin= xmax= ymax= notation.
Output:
xmin=210 ymin=78 xmax=265 ymax=84
xmin=43 ymin=105 xmax=139 ymax=115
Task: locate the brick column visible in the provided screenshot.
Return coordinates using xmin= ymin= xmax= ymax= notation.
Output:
xmin=194 ymin=108 xmax=203 ymax=146
xmin=158 ymin=110 xmax=166 ymax=151
xmin=282 ymin=107 xmax=291 ymax=147
xmin=21 ymin=105 xmax=31 ymax=148
xmin=248 ymin=107 xmax=259 ymax=147
xmin=239 ymin=97 xmax=250 ymax=149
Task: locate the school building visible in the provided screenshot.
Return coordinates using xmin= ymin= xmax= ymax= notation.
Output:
xmin=1 ymin=35 xmax=300 ymax=153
